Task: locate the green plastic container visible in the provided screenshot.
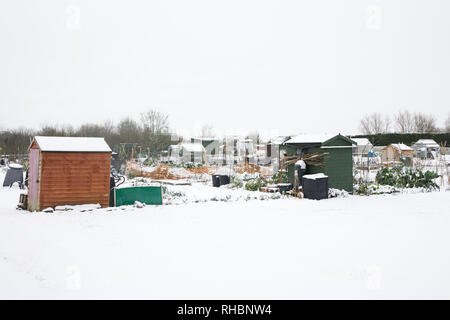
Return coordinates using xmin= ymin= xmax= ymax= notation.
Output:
xmin=114 ymin=186 xmax=163 ymax=206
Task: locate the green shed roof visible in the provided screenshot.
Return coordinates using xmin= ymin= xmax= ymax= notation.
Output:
xmin=322 ymin=134 xmax=356 ymax=147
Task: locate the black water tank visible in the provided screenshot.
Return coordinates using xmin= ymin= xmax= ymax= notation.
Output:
xmin=303 ymin=175 xmax=328 ymax=200
xmin=212 ymin=175 xmax=221 ymax=187
xmin=218 ymin=175 xmax=230 ymax=186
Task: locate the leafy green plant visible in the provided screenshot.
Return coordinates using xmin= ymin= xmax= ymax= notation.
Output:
xmin=230 ymin=175 xmax=243 ymax=189
xmin=126 ymin=171 xmax=136 ymax=179
xmin=268 ymin=172 xmax=288 ymax=184
xmin=245 ymin=176 xmax=267 ymax=191
xmin=143 ymin=158 xmax=154 ymax=166
xmin=168 ymin=162 xmax=203 ymax=169
xmin=376 ymin=167 xmax=439 ymax=190
xmin=354 ymin=183 xmax=371 ymax=195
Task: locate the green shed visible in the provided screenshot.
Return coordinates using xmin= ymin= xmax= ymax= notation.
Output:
xmin=282 ymin=134 xmax=355 ymax=193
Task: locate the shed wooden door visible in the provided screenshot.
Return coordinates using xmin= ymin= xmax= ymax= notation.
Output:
xmin=28 ymin=148 xmax=40 ymax=211
xmin=386 ymin=147 xmax=394 ymax=162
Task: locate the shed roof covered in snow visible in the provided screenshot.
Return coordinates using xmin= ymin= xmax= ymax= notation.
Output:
xmin=386 ymin=143 xmax=413 ymax=151
xmin=31 ymin=136 xmax=112 ymax=153
xmin=285 ymin=134 xmax=356 ymax=147
xmin=413 ymin=139 xmax=440 ymax=148
xmin=285 ymin=134 xmax=335 ymax=144
xmin=415 ymin=139 xmax=438 ymax=144
xmin=268 ymin=136 xmax=291 ymax=145
xmin=351 ymin=138 xmax=372 ymax=146
xmin=180 ymin=143 xmax=205 ymax=153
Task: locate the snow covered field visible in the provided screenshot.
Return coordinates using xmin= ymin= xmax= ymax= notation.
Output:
xmin=0 ymin=176 xmax=449 ymax=299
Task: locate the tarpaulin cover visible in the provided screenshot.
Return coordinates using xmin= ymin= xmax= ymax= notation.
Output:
xmin=114 ymin=186 xmax=163 ymax=206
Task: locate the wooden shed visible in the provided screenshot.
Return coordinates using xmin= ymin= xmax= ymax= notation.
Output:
xmin=27 ymin=136 xmax=112 ymax=211
xmin=381 ymin=143 xmax=414 ymax=167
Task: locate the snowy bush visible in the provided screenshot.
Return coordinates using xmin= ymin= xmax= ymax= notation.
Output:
xmin=354 ymin=183 xmax=399 ymax=195
xmin=354 ymin=183 xmax=368 ymax=195
xmin=268 ymin=172 xmax=288 ymax=184
xmin=244 ymin=176 xmax=267 ymax=191
xmin=163 ymin=189 xmax=187 ymax=204
xmin=166 ymin=190 xmax=185 ymax=198
xmin=230 ymin=175 xmax=243 ymax=189
xmin=328 ymin=188 xmax=349 ymax=198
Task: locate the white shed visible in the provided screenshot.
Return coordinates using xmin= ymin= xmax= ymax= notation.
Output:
xmin=351 ymin=138 xmax=373 ymax=154
xmin=412 ymin=139 xmax=440 ymax=152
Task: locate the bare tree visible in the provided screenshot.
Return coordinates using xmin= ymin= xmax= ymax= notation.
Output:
xmin=395 ymin=110 xmax=438 ymax=133
xmin=445 ymin=113 xmax=450 ymax=133
xmin=77 ymin=120 xmax=119 ymax=146
xmin=0 ymin=127 xmax=34 ymax=159
xmin=140 ymin=109 xmax=169 ymax=135
xmin=140 ymin=109 xmax=172 ymax=152
xmin=394 ymin=110 xmax=415 ymax=133
xmin=383 ymin=115 xmax=391 ymax=133
xmin=77 ymin=123 xmax=104 ymax=137
xmin=413 ymin=112 xmax=438 ymax=133
xmin=359 ymin=113 xmax=390 ymax=135
xmin=117 ymin=117 xmax=141 ymax=143
xmin=37 ymin=124 xmax=75 ymax=136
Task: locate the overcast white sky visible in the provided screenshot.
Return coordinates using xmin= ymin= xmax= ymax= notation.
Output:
xmin=0 ymin=0 xmax=449 ymax=138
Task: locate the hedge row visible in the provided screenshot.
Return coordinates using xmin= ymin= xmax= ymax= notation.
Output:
xmin=350 ymin=133 xmax=450 ymax=146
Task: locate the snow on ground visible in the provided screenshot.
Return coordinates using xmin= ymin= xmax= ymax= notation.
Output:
xmin=0 ymin=168 xmax=449 ymax=299
xmin=164 ymin=183 xmax=284 ymax=204
xmin=121 ymin=177 xmax=285 ymax=204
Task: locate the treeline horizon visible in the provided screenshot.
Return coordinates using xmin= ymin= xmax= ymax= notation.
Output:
xmin=351 ymin=132 xmax=450 ymax=147
xmin=1 ymin=109 xmax=449 ymax=158
xmin=359 ymin=110 xmax=450 ymax=135
xmin=0 ymin=109 xmax=178 ymax=157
